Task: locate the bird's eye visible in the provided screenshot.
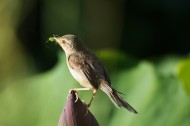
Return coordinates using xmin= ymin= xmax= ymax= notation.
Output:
xmin=62 ymin=40 xmax=66 ymax=43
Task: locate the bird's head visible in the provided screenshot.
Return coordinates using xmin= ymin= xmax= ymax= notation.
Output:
xmin=49 ymin=34 xmax=85 ymax=54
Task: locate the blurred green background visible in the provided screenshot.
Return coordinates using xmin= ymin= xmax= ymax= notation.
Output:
xmin=0 ymin=0 xmax=190 ymax=125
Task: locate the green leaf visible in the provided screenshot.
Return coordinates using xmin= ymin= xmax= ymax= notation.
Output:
xmin=176 ymin=57 xmax=190 ymax=94
xmin=0 ymin=53 xmax=74 ymax=126
xmin=1 ymin=51 xmax=190 ymax=126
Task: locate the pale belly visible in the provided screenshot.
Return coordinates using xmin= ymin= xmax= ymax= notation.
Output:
xmin=68 ymin=66 xmax=93 ymax=89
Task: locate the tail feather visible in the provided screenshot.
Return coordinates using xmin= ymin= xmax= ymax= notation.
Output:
xmin=100 ymin=82 xmax=138 ymax=114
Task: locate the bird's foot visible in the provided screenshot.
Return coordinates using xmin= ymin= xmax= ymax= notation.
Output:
xmin=67 ymin=89 xmax=79 ymax=103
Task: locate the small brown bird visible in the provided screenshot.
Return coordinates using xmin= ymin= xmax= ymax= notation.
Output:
xmin=52 ymin=34 xmax=137 ymax=113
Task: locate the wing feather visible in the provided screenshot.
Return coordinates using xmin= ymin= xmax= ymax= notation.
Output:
xmin=68 ymin=53 xmax=100 ymax=89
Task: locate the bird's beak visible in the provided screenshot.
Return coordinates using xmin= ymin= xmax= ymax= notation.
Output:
xmin=48 ymin=36 xmax=66 ymax=48
xmin=48 ymin=37 xmax=57 ymax=42
xmin=48 ymin=36 xmax=61 ymax=44
xmin=54 ymin=37 xmax=63 ymax=46
xmin=53 ymin=37 xmax=59 ymax=42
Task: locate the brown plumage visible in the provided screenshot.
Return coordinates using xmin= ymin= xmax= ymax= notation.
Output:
xmin=53 ymin=34 xmax=137 ymax=113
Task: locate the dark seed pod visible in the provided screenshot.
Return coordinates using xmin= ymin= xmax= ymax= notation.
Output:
xmin=58 ymin=90 xmax=99 ymax=126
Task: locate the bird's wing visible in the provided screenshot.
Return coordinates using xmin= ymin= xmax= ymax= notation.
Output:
xmin=89 ymin=59 xmax=111 ymax=85
xmin=88 ymin=53 xmax=112 ymax=85
xmin=68 ymin=53 xmax=99 ymax=89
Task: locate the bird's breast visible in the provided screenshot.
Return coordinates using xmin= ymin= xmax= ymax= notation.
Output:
xmin=67 ymin=64 xmax=93 ymax=89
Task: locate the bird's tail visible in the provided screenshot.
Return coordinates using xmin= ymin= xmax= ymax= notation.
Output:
xmin=100 ymin=82 xmax=138 ymax=114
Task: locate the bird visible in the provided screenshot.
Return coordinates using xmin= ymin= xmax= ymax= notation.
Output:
xmin=51 ymin=34 xmax=137 ymax=114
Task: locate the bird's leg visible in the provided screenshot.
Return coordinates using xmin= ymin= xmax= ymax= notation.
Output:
xmin=82 ymin=89 xmax=97 ymax=116
xmin=67 ymin=88 xmax=91 ymax=102
xmin=87 ymin=89 xmax=98 ymax=108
